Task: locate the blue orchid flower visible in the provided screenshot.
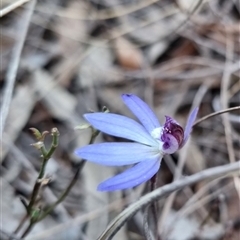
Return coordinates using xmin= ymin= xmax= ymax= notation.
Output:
xmin=75 ymin=94 xmax=198 ymax=191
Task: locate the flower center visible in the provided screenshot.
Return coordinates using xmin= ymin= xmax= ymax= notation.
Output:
xmin=162 ymin=116 xmax=184 ymax=146
xmin=151 ymin=116 xmax=184 ymax=155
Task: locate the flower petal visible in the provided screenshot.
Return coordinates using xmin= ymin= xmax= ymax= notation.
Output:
xmin=97 ymin=156 xmax=162 ymax=191
xmin=75 ymin=142 xmax=160 ymax=166
xmin=84 ymin=113 xmax=157 ymax=146
xmin=182 ymin=107 xmax=199 ymax=146
xmin=162 ymin=116 xmax=184 ymax=146
xmin=162 ymin=134 xmax=179 ymax=154
xmin=121 ymin=94 xmax=160 ymax=133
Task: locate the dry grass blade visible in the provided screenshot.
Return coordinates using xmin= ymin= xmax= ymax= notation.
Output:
xmin=1 ymin=84 xmax=36 ymax=162
xmin=0 ymin=0 xmax=31 ymax=17
xmin=98 ymin=161 xmax=240 ymax=240
xmin=194 ymin=106 xmax=240 ymax=126
xmin=0 ymin=0 xmax=36 ymax=139
xmin=36 ymin=0 xmax=171 ymax=20
xmin=220 ymin=29 xmax=240 ymax=199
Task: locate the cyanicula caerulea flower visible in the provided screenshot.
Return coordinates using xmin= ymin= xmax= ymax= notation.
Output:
xmin=75 ymin=94 xmax=198 ymax=191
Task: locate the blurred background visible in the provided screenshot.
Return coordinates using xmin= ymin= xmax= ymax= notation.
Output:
xmin=0 ymin=0 xmax=240 ymax=239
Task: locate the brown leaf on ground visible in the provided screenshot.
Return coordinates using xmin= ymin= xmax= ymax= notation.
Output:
xmin=114 ymin=37 xmax=143 ymax=69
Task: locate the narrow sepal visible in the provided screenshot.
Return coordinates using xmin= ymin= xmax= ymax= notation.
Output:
xmin=181 ymin=107 xmax=199 ymax=147
xmin=122 ymin=94 xmax=161 ymax=133
xmin=75 ymin=142 xmax=160 ymax=166
xmin=84 ymin=113 xmax=158 ymax=146
xmin=97 ymin=157 xmax=162 ymax=191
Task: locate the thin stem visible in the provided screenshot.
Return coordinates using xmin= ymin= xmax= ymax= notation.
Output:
xmin=193 ymin=106 xmax=240 ymax=126
xmin=13 ymin=128 xmax=60 ymax=238
xmin=37 ymin=161 xmax=84 ymax=221
xmin=44 ymin=128 xmax=59 ymax=162
xmin=15 ymin=116 xmax=100 ymax=236
xmin=98 ymin=161 xmax=240 ymax=240
xmin=21 ymin=221 xmax=35 ymax=239
xmin=143 ymin=174 xmax=159 ymax=240
xmin=36 ymin=128 xmax=99 ymax=222
xmin=150 ymin=174 xmax=158 ymax=224
xmin=27 ymin=162 xmax=46 ymax=211
xmin=20 ymin=197 xmax=29 ymax=212
xmin=27 ymin=185 xmax=40 ymax=212
xmin=150 ymin=174 xmax=159 ymax=240
xmin=28 ymin=129 xmax=59 ymax=212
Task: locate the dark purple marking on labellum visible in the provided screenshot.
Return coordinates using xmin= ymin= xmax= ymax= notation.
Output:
xmin=161 ymin=116 xmax=184 ymax=147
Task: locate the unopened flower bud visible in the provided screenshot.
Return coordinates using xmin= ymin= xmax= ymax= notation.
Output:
xmin=29 ymin=128 xmax=42 ymax=140
xmin=51 ymin=128 xmax=59 ymax=136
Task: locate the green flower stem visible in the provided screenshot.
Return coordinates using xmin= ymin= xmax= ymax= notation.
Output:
xmin=44 ymin=128 xmax=59 ymax=163
xmin=37 ymin=162 xmax=84 ymax=221
xmin=21 ymin=220 xmax=34 ymax=238
xmin=37 ymin=128 xmax=99 ymax=222
xmin=27 ymin=174 xmax=43 ymax=212
xmin=17 ymin=121 xmax=100 ymax=237
xmin=28 ymin=128 xmax=59 ymax=212
xmin=13 ymin=128 xmax=60 ymax=238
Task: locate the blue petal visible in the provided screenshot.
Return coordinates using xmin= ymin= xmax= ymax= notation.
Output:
xmin=84 ymin=113 xmax=157 ymax=146
xmin=121 ymin=94 xmax=161 ymax=133
xmin=182 ymin=107 xmax=199 ymax=147
xmin=75 ymin=142 xmax=160 ymax=166
xmin=97 ymin=156 xmax=162 ymax=191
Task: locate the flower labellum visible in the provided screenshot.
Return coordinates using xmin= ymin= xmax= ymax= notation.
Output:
xmin=75 ymin=94 xmax=198 ymax=191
